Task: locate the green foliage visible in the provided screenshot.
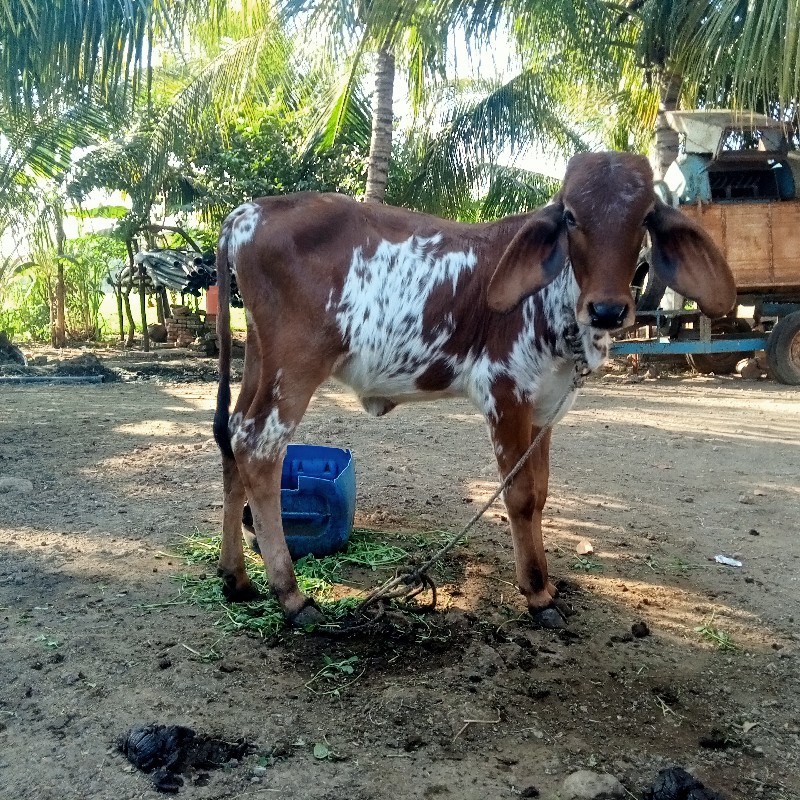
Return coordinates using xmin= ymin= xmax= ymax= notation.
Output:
xmin=570 ymin=555 xmax=604 ymax=572
xmin=0 ymin=268 xmax=50 ymax=341
xmin=182 ymin=101 xmax=368 ymax=223
xmin=0 ymin=233 xmax=126 ymax=342
xmin=63 ymin=235 xmax=127 ymax=340
xmin=0 ymin=1 xmax=156 ymax=116
xmin=695 ymin=613 xmax=738 ymax=651
xmin=306 ymin=655 xmax=363 ymax=697
xmin=4 ymin=0 xmax=800 ymax=286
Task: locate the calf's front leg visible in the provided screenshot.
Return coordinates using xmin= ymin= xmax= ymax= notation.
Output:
xmin=490 ymin=404 xmax=566 ymax=628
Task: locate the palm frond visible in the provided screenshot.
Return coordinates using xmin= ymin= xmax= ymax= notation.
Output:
xmin=677 ymin=0 xmax=800 ymax=115
xmin=393 ymin=69 xmax=588 ymax=218
xmin=0 ymin=0 xmax=158 ymax=115
xmin=480 ymin=164 xmax=560 ymax=218
xmin=131 ymin=20 xmax=294 ymax=222
xmin=309 ymin=71 xmax=373 ymax=151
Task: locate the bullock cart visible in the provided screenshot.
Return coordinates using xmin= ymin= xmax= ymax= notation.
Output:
xmin=613 ymin=111 xmax=800 ymax=384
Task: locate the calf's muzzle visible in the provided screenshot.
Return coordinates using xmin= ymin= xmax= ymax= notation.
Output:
xmin=587 ymin=301 xmax=629 ymax=330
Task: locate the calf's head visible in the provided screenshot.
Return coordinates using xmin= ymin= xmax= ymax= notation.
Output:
xmin=487 ymin=151 xmax=736 ymax=330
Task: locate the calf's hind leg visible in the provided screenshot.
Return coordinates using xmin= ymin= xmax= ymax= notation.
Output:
xmin=232 ymin=364 xmax=328 ymax=625
xmin=217 ymin=322 xmax=261 ymax=600
xmin=218 ymin=453 xmax=260 ymax=600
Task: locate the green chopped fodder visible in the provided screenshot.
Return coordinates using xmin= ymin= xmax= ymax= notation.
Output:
xmin=172 ymin=529 xmax=411 ymax=636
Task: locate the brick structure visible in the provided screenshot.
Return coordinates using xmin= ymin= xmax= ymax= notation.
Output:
xmin=166 ymin=305 xmax=203 ymax=347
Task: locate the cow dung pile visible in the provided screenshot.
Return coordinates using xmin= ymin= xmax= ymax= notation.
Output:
xmin=643 ymin=766 xmax=727 ymax=800
xmin=117 ymin=724 xmax=250 ymax=793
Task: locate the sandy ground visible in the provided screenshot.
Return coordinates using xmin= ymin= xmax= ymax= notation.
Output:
xmin=0 ymin=347 xmax=798 ymax=800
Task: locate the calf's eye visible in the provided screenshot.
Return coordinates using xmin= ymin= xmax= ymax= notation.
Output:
xmin=563 ymin=209 xmax=577 ymax=227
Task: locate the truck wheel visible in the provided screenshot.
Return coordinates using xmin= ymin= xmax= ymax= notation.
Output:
xmin=687 ymin=319 xmax=753 ymax=375
xmin=635 ymin=265 xmax=668 ymax=312
xmin=766 ymin=310 xmax=800 ymax=385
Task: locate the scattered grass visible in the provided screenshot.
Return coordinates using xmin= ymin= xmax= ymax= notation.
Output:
xmin=695 ymin=613 xmax=738 ymax=651
xmin=570 ymin=555 xmax=604 ymax=573
xmin=667 ymin=557 xmax=693 ymax=575
xmin=305 ymin=654 xmax=365 ymax=697
xmin=171 ymin=528 xmax=411 ymax=637
xmin=311 ymin=736 xmax=345 ymax=760
xmin=646 ymin=555 xmax=704 ymax=575
xmin=410 ymin=528 xmax=461 ymax=549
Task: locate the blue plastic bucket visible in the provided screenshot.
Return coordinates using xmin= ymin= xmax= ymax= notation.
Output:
xmin=242 ymin=444 xmax=356 ymax=560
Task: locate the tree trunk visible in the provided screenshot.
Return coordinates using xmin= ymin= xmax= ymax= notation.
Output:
xmin=161 ymin=287 xmax=171 ymax=319
xmin=651 ymin=70 xmax=682 ymax=181
xmin=47 ymin=283 xmax=56 ymax=347
xmin=124 ymin=240 xmax=137 ymax=347
xmin=364 ymin=45 xmax=396 ymax=204
xmin=116 ymin=286 xmax=125 ymax=341
xmin=139 ymin=268 xmax=150 ymax=353
xmin=123 ymin=288 xmax=136 ymax=347
xmin=53 ymin=206 xmax=67 ymax=348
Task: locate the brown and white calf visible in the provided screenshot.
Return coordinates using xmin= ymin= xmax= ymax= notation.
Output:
xmin=213 ymin=152 xmax=735 ymax=628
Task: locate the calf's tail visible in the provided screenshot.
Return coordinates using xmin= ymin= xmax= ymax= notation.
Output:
xmin=213 ymin=220 xmax=235 ymax=459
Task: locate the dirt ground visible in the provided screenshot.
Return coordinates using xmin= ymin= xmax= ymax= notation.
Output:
xmin=1 ymin=346 xmax=798 ymax=800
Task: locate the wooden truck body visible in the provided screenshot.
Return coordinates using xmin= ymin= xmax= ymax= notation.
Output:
xmin=614 ymin=111 xmax=800 ymax=384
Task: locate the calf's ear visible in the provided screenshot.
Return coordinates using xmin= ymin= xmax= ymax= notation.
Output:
xmin=647 ymin=198 xmax=736 ymax=318
xmin=487 ymin=203 xmax=566 ymax=313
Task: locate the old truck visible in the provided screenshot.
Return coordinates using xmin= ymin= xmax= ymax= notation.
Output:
xmin=612 ymin=110 xmax=800 ymax=384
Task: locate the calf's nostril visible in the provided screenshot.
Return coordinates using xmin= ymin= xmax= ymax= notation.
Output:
xmin=587 ymin=302 xmax=628 ymax=329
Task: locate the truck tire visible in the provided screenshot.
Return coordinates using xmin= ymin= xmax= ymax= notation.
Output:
xmin=635 ymin=265 xmax=668 ymax=312
xmin=687 ymin=319 xmax=753 ymax=375
xmin=766 ymin=310 xmax=800 ymax=385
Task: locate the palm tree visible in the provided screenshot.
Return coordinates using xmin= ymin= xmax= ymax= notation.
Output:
xmin=604 ymin=1 xmax=800 ymax=176
xmin=343 ymin=0 xmax=800 ymax=190
xmin=284 ymin=0 xmax=649 ymax=210
xmin=0 ymin=1 xmax=169 ymax=116
xmin=282 ymin=0 xmax=459 ymax=203
xmin=365 ymin=43 xmax=396 ymax=202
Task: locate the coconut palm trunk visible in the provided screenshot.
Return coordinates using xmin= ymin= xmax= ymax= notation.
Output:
xmin=651 ymin=70 xmax=682 ymax=181
xmin=364 ymin=44 xmax=396 ymax=203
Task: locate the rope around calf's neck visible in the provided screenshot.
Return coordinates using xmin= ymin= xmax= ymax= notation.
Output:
xmin=353 ymin=327 xmax=590 ymax=618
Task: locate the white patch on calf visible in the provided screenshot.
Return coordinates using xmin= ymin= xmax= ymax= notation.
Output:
xmin=333 ymin=235 xmax=477 ymax=401
xmin=329 ymin=237 xmax=610 ymax=428
xmin=230 ymin=408 xmax=294 ymax=461
xmin=530 ymin=362 xmax=579 ymax=428
xmin=497 ymin=270 xmax=582 ymax=412
xmin=477 ymin=267 xmax=607 ymax=425
xmin=585 ymin=329 xmax=611 ymax=368
xmin=228 ymin=372 xmax=293 ymax=461
xmin=462 ymin=352 xmax=503 ymax=418
xmin=253 ymin=407 xmax=294 ymax=460
xmin=227 ymin=202 xmax=261 ymax=275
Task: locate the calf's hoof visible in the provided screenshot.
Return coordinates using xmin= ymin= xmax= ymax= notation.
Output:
xmin=287 ymin=597 xmax=326 ymax=627
xmin=218 ymin=571 xmax=261 ymax=602
xmin=529 ymin=605 xmax=568 ymax=630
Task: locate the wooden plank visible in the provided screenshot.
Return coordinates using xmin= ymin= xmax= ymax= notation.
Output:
xmin=721 ymin=204 xmax=773 ymax=289
xmin=771 ymin=202 xmax=800 ymax=288
xmin=681 ymin=200 xmax=800 ymax=292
